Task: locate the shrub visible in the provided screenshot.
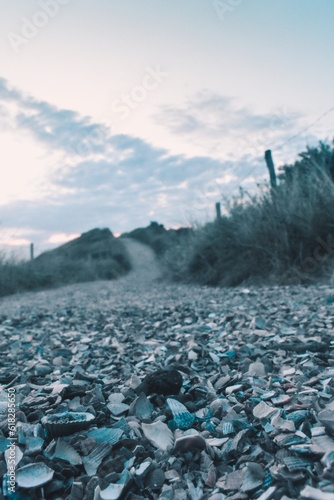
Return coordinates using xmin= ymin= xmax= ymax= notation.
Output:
xmin=163 ymin=141 xmax=334 ymax=285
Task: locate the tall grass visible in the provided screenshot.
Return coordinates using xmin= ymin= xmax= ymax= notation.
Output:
xmin=163 ymin=141 xmax=334 ymax=285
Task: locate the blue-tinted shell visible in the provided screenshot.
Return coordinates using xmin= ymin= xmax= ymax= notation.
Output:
xmin=166 ymin=398 xmax=195 ymax=429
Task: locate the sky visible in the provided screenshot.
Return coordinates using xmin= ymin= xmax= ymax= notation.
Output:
xmin=0 ymin=0 xmax=334 ymax=257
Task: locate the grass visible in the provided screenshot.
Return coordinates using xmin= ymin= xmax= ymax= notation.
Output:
xmin=0 ymin=229 xmax=131 ymax=297
xmin=162 ymin=141 xmax=334 ymax=286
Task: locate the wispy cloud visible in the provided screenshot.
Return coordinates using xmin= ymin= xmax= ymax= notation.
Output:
xmin=0 ymin=79 xmax=310 ymax=253
xmin=154 ymin=90 xmax=304 ymax=158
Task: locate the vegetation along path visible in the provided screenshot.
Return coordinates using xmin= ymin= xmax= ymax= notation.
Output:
xmin=0 ymin=239 xmax=334 ymax=499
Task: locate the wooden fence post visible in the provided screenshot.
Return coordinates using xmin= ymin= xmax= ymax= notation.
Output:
xmin=30 ymin=243 xmax=34 ymax=261
xmin=215 ymin=202 xmax=221 ymax=219
xmin=264 ymin=149 xmax=277 ymax=189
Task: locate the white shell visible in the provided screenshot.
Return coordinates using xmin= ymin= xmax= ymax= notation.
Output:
xmin=100 ymin=470 xmax=131 ymax=500
xmin=142 ymin=421 xmax=174 ymax=451
xmin=87 ymin=427 xmax=123 ymax=444
xmin=16 ymin=462 xmax=54 ymax=488
xmin=53 ymin=438 xmax=82 ymax=465
xmin=82 ymin=442 xmax=112 ymax=476
xmin=5 ymin=446 xmax=23 ymax=470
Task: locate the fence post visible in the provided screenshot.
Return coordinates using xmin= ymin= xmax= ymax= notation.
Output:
xmin=30 ymin=243 xmax=34 ymax=261
xmin=264 ymin=149 xmax=277 ymax=189
xmin=215 ymin=202 xmax=221 ymax=219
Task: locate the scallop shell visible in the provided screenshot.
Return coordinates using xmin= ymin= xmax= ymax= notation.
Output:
xmin=41 ymin=411 xmax=95 ymax=437
xmin=15 ymin=462 xmax=54 ymax=488
xmin=220 ymin=422 xmax=235 ymax=436
xmin=82 ymin=442 xmax=112 ymax=476
xmin=167 ymin=398 xmax=195 ymax=429
xmin=142 ymin=421 xmax=174 ymax=451
xmin=283 ymin=456 xmax=311 ymax=471
xmin=87 ymin=427 xmax=123 ymax=444
xmin=53 ymin=438 xmax=82 ymax=465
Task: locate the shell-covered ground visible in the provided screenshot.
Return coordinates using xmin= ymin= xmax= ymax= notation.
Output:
xmin=0 ymin=240 xmax=333 ymax=500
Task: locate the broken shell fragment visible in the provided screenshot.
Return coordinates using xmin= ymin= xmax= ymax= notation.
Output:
xmin=82 ymin=442 xmax=112 ymax=476
xmin=174 ymin=433 xmax=206 ymax=452
xmin=167 ymin=398 xmax=195 ymax=429
xmin=100 ymin=470 xmax=131 ymax=500
xmin=142 ymin=421 xmax=174 ymax=451
xmin=41 ymin=411 xmax=95 ymax=437
xmin=53 ymin=438 xmax=82 ymax=465
xmin=16 ymin=462 xmax=54 ymax=489
xmin=146 ymin=468 xmax=165 ymax=491
xmin=87 ymin=427 xmax=123 ymax=444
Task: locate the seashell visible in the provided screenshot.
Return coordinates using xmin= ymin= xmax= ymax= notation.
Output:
xmin=108 ymin=393 xmax=125 ymax=404
xmin=100 ymin=469 xmax=131 ymax=500
xmin=318 ymin=409 xmax=334 ymax=434
xmin=286 ymin=410 xmax=307 ymax=424
xmin=206 ymin=437 xmax=229 ymax=447
xmin=271 ymin=395 xmax=291 ymax=406
xmin=220 ymin=422 xmax=235 ymax=436
xmin=107 ymin=402 xmax=130 ymax=417
xmin=142 ymin=421 xmax=174 ymax=451
xmin=87 ymin=427 xmax=123 ymax=444
xmin=146 ymin=468 xmax=165 ymax=491
xmin=300 ymin=485 xmax=334 ymax=500
xmin=253 ymin=401 xmax=277 ymax=420
xmin=41 ymin=411 xmax=95 ymax=437
xmin=25 ymin=436 xmax=44 ymax=455
xmin=283 ymin=456 xmax=311 ymax=471
xmin=129 ymin=392 xmax=152 ymax=420
xmin=53 ymin=438 xmax=82 ymax=465
xmin=260 ymin=391 xmax=276 ymax=401
xmin=241 ymin=463 xmax=265 ymax=492
xmin=135 ymin=460 xmax=152 ymax=477
xmin=167 ymin=398 xmax=195 ymax=429
xmin=311 ymin=426 xmax=326 ymax=437
xmin=174 ymin=433 xmax=206 ymax=452
xmin=5 ymin=446 xmax=23 ymax=470
xmin=16 ymin=462 xmax=54 ymax=488
xmin=82 ymin=442 xmax=112 ymax=476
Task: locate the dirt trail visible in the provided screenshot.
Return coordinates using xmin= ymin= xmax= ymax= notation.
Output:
xmin=121 ymin=238 xmax=162 ymax=285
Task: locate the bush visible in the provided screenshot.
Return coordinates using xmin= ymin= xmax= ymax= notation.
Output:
xmin=163 ymin=140 xmax=334 ymax=285
xmin=0 ymin=229 xmax=131 ymax=297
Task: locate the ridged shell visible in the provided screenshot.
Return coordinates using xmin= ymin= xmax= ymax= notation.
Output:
xmin=142 ymin=421 xmax=174 ymax=451
xmin=82 ymin=442 xmax=112 ymax=476
xmin=220 ymin=422 xmax=235 ymax=436
xmin=87 ymin=427 xmax=123 ymax=444
xmin=167 ymin=398 xmax=195 ymax=429
xmin=41 ymin=412 xmax=95 ymax=437
xmin=283 ymin=456 xmax=311 ymax=471
xmin=286 ymin=411 xmax=307 ymax=424
xmin=15 ymin=462 xmax=54 ymax=488
xmin=53 ymin=438 xmax=82 ymax=465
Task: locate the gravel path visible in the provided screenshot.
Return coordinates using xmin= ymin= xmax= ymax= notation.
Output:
xmin=0 ymin=240 xmax=334 ymax=499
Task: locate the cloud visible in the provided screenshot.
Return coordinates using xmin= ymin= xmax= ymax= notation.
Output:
xmin=154 ymin=90 xmax=304 ymax=157
xmin=0 ymin=79 xmax=309 ymax=253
